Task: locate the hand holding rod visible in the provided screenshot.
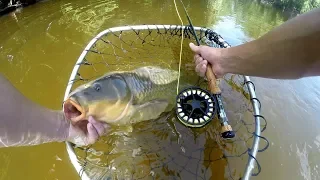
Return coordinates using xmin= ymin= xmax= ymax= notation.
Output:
xmin=179 ymin=0 xmax=235 ymax=139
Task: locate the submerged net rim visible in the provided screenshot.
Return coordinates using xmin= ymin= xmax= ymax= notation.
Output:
xmin=62 ymin=24 xmax=262 ymax=180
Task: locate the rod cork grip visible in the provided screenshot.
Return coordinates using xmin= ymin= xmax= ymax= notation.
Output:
xmin=205 ymin=64 xmax=221 ymax=94
xmin=222 ymin=125 xmax=233 ymax=132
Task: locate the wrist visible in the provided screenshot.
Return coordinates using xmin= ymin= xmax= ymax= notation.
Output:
xmin=219 ymin=48 xmax=241 ymax=75
xmin=220 ymin=40 xmax=258 ymax=76
xmin=55 ymin=111 xmax=70 ymax=142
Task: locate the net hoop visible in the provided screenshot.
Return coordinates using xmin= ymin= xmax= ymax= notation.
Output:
xmin=63 ymin=25 xmax=264 ymax=180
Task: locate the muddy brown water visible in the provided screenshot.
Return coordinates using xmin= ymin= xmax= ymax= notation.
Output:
xmin=0 ymin=0 xmax=319 ymax=179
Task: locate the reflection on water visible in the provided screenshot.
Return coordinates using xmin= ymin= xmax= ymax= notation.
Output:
xmin=59 ymin=0 xmax=118 ymax=35
xmin=0 ymin=0 xmax=319 ymax=179
xmin=206 ymin=0 xmax=286 ymax=45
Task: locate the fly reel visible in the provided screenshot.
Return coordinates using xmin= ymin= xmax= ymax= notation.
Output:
xmin=176 ymin=86 xmax=236 ymax=139
xmin=176 ymin=86 xmax=217 ymax=128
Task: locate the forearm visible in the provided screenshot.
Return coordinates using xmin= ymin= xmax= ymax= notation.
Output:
xmin=0 ymin=74 xmax=69 ymax=147
xmin=222 ymin=8 xmax=320 ymax=79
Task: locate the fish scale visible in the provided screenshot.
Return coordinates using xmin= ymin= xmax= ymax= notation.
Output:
xmin=108 ymin=66 xmax=182 ymax=106
xmin=122 ymin=72 xmax=179 ymax=105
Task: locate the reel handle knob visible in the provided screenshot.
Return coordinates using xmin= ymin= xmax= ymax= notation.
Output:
xmin=221 ymin=125 xmax=235 ymax=139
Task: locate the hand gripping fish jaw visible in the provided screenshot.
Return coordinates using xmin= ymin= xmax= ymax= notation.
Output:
xmin=63 ymin=98 xmax=86 ymax=123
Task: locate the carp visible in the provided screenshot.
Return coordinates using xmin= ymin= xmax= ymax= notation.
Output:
xmin=63 ymin=66 xmax=187 ymax=125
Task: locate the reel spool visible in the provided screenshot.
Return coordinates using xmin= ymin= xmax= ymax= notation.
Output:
xmin=176 ymin=86 xmax=235 ymax=139
xmin=176 ymin=86 xmax=217 ymax=128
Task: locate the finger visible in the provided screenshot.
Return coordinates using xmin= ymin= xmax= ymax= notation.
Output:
xmin=87 ymin=123 xmax=99 ymax=145
xmin=195 ymin=56 xmax=204 ymax=65
xmin=88 ymin=116 xmax=109 ymax=136
xmin=195 ymin=64 xmax=203 ymax=77
xmin=194 ymin=54 xmax=200 ymax=62
xmin=73 ymin=119 xmax=89 ymax=133
xmin=195 ymin=60 xmax=207 ymax=77
xmin=195 ymin=60 xmax=207 ymax=71
xmin=189 ymin=43 xmax=201 ymax=54
xmin=200 ymin=63 xmax=207 ymax=77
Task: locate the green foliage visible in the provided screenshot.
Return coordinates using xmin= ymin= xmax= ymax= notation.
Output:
xmin=301 ymin=0 xmax=320 ymax=12
xmin=264 ymin=0 xmax=320 ymax=13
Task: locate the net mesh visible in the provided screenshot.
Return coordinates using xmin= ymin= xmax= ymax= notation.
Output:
xmin=64 ymin=25 xmax=268 ymax=180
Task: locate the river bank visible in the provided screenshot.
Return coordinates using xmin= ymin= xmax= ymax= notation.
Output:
xmin=0 ymin=0 xmax=37 ymax=15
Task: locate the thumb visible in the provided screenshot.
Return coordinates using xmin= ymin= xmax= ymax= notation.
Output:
xmin=189 ymin=42 xmax=201 ymax=53
xmin=86 ymin=122 xmax=99 ymax=145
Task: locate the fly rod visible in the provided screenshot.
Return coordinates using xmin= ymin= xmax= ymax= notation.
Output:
xmin=179 ymin=0 xmax=235 ymax=139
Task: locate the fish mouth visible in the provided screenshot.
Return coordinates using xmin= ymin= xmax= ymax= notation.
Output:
xmin=63 ymin=98 xmax=86 ymax=123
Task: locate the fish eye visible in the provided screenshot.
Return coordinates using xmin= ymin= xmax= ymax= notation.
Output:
xmin=93 ymin=84 xmax=101 ymax=92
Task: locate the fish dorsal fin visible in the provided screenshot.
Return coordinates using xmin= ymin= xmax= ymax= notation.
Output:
xmin=132 ymin=66 xmax=179 ymax=85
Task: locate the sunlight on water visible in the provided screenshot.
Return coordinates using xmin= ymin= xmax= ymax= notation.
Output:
xmin=296 ymin=143 xmax=311 ymax=180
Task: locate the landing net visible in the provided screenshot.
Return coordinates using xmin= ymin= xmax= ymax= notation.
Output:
xmin=63 ymin=25 xmax=269 ymax=180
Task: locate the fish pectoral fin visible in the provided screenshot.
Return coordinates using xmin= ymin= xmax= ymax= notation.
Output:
xmin=130 ymin=100 xmax=170 ymax=123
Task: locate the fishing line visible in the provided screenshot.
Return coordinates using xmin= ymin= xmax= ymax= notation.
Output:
xmin=173 ymin=0 xmax=217 ymax=128
xmin=173 ymin=1 xmax=235 ymax=139
xmin=173 ymin=0 xmax=184 ymax=95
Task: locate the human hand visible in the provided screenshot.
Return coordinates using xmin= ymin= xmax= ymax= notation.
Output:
xmin=189 ymin=43 xmax=225 ymax=78
xmin=66 ymin=116 xmax=110 ymax=146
